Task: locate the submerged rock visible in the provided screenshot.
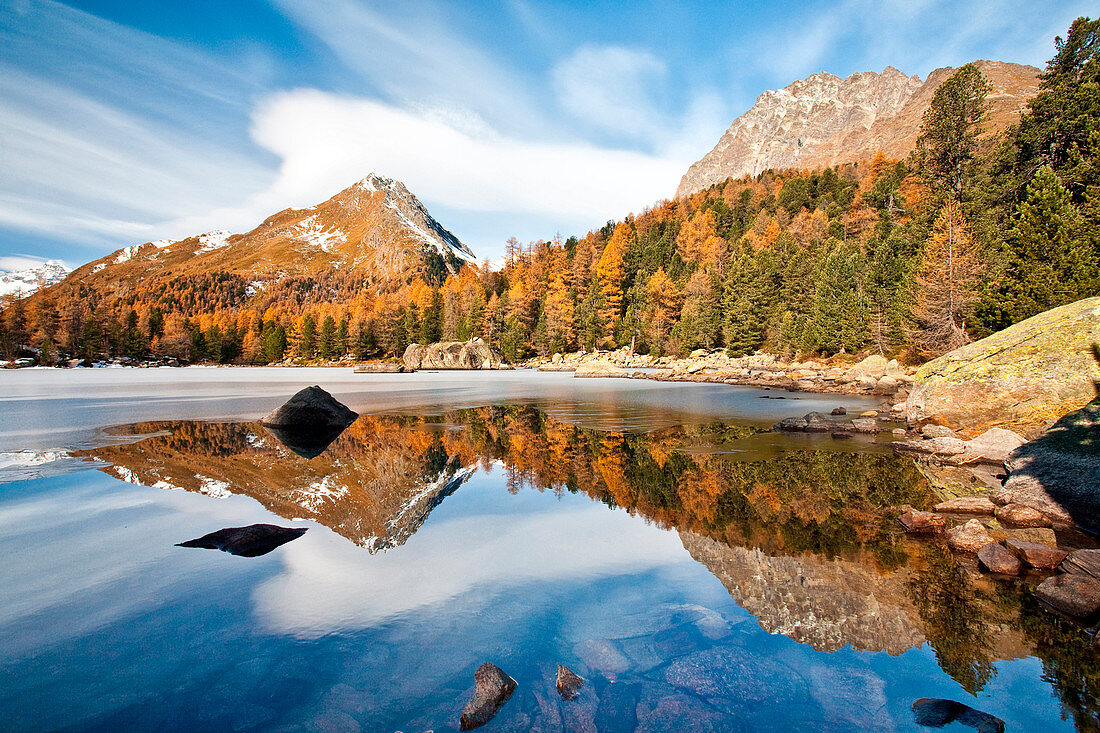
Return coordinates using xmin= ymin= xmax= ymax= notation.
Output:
xmin=1035 ymin=573 xmax=1100 ymax=620
xmin=977 ymin=542 xmax=1022 ymax=575
xmin=933 ymin=497 xmax=995 ymax=514
xmin=176 ymin=524 xmax=307 ymax=557
xmin=261 ymin=386 xmax=358 ymax=430
xmin=556 ymin=664 xmax=584 ymax=701
xmin=460 ymin=662 xmax=517 ymax=730
xmin=898 ymin=509 xmax=945 ymax=534
xmin=945 ymin=519 xmax=994 ymax=553
xmin=911 ymin=698 xmax=1005 ymax=733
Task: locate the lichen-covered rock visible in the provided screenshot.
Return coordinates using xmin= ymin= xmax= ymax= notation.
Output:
xmin=906 ymin=297 xmax=1100 ymax=437
xmin=404 ymin=338 xmax=509 ymax=370
xmin=998 ymin=396 xmax=1100 ymax=532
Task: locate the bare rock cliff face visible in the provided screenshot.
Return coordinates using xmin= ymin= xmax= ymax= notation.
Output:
xmin=677 ymin=61 xmax=1039 ymax=197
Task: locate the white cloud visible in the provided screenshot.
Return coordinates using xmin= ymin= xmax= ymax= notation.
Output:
xmin=552 ymin=46 xmax=669 ymax=141
xmin=253 ymin=492 xmax=691 ymax=638
xmin=160 ymin=90 xmax=685 ymax=247
xmin=0 ymin=254 xmax=65 ymax=272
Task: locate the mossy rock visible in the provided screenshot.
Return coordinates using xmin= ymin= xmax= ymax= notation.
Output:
xmin=906 ymin=297 xmax=1100 ymax=438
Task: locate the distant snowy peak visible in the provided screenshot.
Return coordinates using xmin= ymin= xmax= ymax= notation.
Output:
xmin=0 ymin=260 xmax=70 ymax=299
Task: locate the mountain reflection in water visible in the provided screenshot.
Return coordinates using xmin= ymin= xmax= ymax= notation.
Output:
xmin=78 ymin=407 xmax=1100 ymax=728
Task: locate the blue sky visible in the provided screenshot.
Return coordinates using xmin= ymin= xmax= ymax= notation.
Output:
xmin=0 ymin=0 xmax=1092 ymax=270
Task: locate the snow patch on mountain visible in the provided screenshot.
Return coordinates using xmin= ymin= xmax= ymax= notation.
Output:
xmin=0 ymin=260 xmax=70 ymax=299
xmin=291 ymin=215 xmax=347 ymax=252
xmin=197 ymin=230 xmax=234 ymax=253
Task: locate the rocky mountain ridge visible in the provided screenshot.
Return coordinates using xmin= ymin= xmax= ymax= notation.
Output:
xmin=677 ymin=60 xmax=1040 ymax=197
xmin=53 ymin=174 xmax=473 ymax=298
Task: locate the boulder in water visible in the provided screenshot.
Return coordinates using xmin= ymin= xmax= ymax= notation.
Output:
xmin=460 ymin=662 xmax=517 ymax=730
xmin=176 ymin=524 xmax=307 ymax=557
xmin=1034 ymin=573 xmax=1100 ymax=620
xmin=911 ymin=698 xmax=1004 ymax=733
xmin=261 ymin=386 xmax=358 ymax=430
xmin=556 ymin=664 xmax=584 ymax=701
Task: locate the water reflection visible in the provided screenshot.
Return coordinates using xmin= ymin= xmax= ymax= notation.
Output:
xmin=75 ymin=406 xmax=1100 ymax=727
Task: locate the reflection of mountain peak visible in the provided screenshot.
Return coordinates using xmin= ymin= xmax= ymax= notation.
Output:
xmin=82 ymin=419 xmax=476 ymax=552
xmin=679 ymin=530 xmax=925 ymax=655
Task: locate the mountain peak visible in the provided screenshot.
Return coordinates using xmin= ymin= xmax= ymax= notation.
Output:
xmin=676 ymin=61 xmax=1039 ymax=197
xmin=59 ymin=174 xmax=474 ymax=295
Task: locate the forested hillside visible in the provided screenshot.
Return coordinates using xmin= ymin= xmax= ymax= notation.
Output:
xmin=2 ymin=18 xmax=1097 ymax=366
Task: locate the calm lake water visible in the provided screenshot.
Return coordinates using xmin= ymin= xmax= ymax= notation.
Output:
xmin=0 ymin=368 xmax=1096 ymax=732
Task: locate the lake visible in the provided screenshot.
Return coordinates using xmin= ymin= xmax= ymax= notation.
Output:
xmin=0 ymin=368 xmax=1095 ymax=732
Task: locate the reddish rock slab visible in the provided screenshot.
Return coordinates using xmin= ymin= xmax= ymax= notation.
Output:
xmin=898 ymin=509 xmax=945 ymax=534
xmin=934 ymin=497 xmax=996 ymax=514
xmin=1035 ymin=573 xmax=1100 ymax=620
xmin=1063 ymin=549 xmax=1100 ymax=580
xmin=977 ymin=543 xmax=1022 ymax=575
xmin=946 ymin=519 xmax=995 ymax=553
xmin=1005 ymin=538 xmax=1068 ymax=570
xmin=995 ymin=503 xmax=1052 ymax=528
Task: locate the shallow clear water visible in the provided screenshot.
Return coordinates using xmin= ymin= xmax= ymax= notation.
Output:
xmin=0 ymin=369 xmax=1095 ymax=732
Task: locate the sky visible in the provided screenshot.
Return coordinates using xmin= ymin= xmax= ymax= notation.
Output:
xmin=0 ymin=0 xmax=1093 ymax=271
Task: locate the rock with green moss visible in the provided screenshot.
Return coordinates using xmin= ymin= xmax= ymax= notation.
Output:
xmin=906 ymin=297 xmax=1100 ymax=438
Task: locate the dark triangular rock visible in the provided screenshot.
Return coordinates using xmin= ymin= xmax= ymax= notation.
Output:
xmin=556 ymin=664 xmax=584 ymax=701
xmin=261 ymin=386 xmax=358 ymax=430
xmin=176 ymin=524 xmax=307 ymax=557
xmin=912 ymin=698 xmax=1004 ymax=733
xmin=460 ymin=662 xmax=517 ymax=730
xmin=264 ymin=424 xmax=348 ymax=459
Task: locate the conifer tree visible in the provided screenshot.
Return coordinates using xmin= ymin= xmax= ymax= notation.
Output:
xmin=997 ymin=166 xmax=1094 ymax=321
xmin=915 ymin=63 xmax=991 ymax=200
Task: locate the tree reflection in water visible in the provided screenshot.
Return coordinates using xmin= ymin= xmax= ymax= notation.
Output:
xmin=82 ymin=405 xmax=1099 ymax=719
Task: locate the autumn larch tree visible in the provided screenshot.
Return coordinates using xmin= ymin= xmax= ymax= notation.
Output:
xmin=595 ymin=222 xmax=633 ymax=345
xmin=911 ymin=202 xmax=985 ymax=356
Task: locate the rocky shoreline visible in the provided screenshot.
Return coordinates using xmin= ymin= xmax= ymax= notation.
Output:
xmin=526 ymin=347 xmax=914 ymax=407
